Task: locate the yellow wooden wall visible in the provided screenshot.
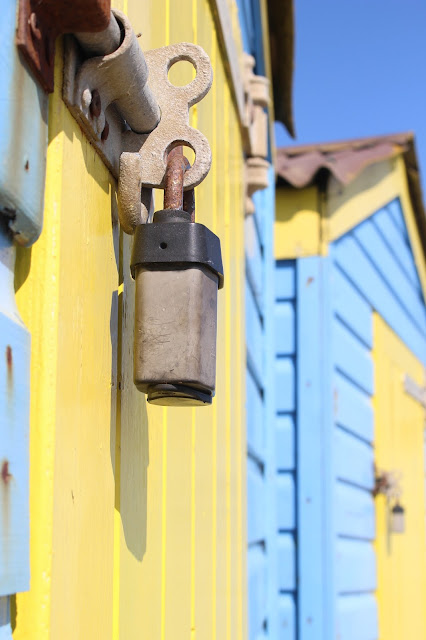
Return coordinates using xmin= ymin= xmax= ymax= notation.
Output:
xmin=13 ymin=1 xmax=247 ymax=638
xmin=373 ymin=314 xmax=426 ymax=640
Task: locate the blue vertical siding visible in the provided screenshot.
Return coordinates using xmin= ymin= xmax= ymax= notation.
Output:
xmin=296 ymin=257 xmax=335 ymax=640
xmin=273 ymin=196 xmax=425 ymax=640
xmin=235 ymin=0 xmax=265 ymax=74
xmin=273 ymin=260 xmax=297 ymax=640
xmin=236 ymin=0 xmax=275 ymax=633
xmin=246 ymin=175 xmax=276 ymax=639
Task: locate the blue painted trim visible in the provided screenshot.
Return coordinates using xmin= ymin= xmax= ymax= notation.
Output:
xmin=0 ymin=0 xmax=47 ymax=246
xmin=0 ymin=230 xmax=31 ymax=597
xmin=297 ymin=256 xmax=335 ymax=640
xmin=246 ymin=167 xmax=276 ymax=637
xmin=273 ymin=258 xmax=297 ymax=640
xmin=262 ymin=165 xmax=279 ymax=638
xmin=235 ymin=0 xmax=265 ymax=74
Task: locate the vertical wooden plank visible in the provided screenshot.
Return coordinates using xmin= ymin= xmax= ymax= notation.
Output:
xmin=273 ymin=258 xmax=297 ymax=640
xmin=161 ymin=4 xmax=195 ymax=638
xmin=193 ymin=4 xmax=215 ymax=639
xmin=297 ymin=256 xmax=334 ymax=640
xmin=262 ymin=165 xmax=279 ymax=639
xmin=233 ymin=103 xmax=246 ymax=640
xmin=48 ymin=95 xmax=118 ymax=640
xmin=118 ymin=2 xmax=164 ymax=639
xmin=212 ymin=31 xmax=228 ymax=640
xmin=15 ymin=36 xmax=119 ymax=638
xmin=223 ymin=79 xmax=235 ymax=640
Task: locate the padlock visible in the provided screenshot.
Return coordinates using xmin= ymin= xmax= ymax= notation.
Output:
xmin=390 ymin=501 xmax=405 ymax=534
xmin=130 ymin=149 xmax=224 ymax=406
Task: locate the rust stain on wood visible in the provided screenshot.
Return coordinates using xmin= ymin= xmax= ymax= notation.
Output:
xmin=1 ymin=460 xmax=12 ymax=485
xmin=6 ymin=345 xmax=13 ymax=396
xmin=1 ymin=460 xmax=12 ymax=563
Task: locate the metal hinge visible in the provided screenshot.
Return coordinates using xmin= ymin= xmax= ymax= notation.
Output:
xmin=16 ymin=0 xmax=111 ymax=92
xmin=63 ymin=10 xmax=213 ymax=233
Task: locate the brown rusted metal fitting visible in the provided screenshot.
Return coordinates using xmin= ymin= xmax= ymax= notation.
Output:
xmin=16 ymin=0 xmax=111 ymax=92
xmin=89 ymin=89 xmax=102 ymax=118
xmin=183 ymin=157 xmax=195 ymax=222
xmin=164 ymin=148 xmax=196 ymax=221
xmin=164 ymin=147 xmax=187 ymax=211
xmin=101 ymin=120 xmax=110 ymax=141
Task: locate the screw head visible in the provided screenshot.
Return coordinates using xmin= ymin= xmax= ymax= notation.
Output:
xmin=89 ymin=89 xmax=102 ymax=118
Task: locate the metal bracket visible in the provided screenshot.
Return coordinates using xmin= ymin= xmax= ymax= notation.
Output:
xmin=63 ymin=10 xmax=213 ymax=233
xmin=16 ymin=0 xmax=111 ymax=93
xmin=403 ymin=373 xmax=426 ymax=409
xmin=241 ymin=53 xmax=271 ymax=215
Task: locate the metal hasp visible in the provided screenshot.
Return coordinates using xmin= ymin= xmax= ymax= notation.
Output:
xmin=63 ymin=9 xmax=213 ymax=218
xmin=16 ymin=0 xmax=112 ymax=92
xmin=62 ymin=9 xmax=218 ymax=404
xmin=130 ymin=150 xmax=223 ymax=407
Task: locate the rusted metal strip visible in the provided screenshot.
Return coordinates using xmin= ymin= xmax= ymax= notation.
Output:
xmin=16 ymin=0 xmax=111 ymax=92
xmin=163 ymin=148 xmax=196 ymax=221
xmin=183 ymin=157 xmax=195 ymax=222
xmin=75 ymin=12 xmax=122 ymax=57
xmin=164 ymin=147 xmax=187 ymax=211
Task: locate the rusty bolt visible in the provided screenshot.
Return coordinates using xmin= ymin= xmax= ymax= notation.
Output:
xmin=183 ymin=156 xmax=195 ymax=222
xmin=101 ymin=120 xmax=110 ymax=141
xmin=1 ymin=461 xmax=11 ymax=485
xmin=6 ymin=346 xmax=12 ymax=369
xmin=89 ymin=89 xmax=102 ymax=118
xmin=29 ymin=12 xmax=42 ymax=40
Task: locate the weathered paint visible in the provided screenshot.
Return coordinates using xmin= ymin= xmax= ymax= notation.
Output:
xmin=13 ymin=1 xmax=247 ymax=638
xmin=0 ymin=0 xmax=48 ymax=245
xmin=274 ymin=187 xmax=320 ymax=259
xmin=373 ymin=314 xmax=426 ymax=639
xmin=0 ymin=233 xmax=30 ymax=598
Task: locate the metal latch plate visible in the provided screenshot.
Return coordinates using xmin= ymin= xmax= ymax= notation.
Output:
xmin=62 ymin=10 xmax=213 ymax=191
xmin=16 ymin=0 xmax=111 ymax=92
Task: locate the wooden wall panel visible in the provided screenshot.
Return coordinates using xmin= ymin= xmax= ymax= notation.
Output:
xmin=14 ymin=0 xmax=247 ymax=638
xmin=15 ymin=33 xmax=121 ymax=638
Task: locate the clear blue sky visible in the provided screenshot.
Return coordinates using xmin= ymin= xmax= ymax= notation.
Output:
xmin=275 ymin=1 xmax=426 ymax=193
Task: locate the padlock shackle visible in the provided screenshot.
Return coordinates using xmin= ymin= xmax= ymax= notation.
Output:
xmin=164 ymin=147 xmax=187 ymax=211
xmin=163 ymin=147 xmax=195 ymax=221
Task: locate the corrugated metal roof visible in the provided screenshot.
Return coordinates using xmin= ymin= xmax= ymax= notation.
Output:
xmin=275 ymin=132 xmax=413 ymax=187
xmin=275 ymin=132 xmax=426 ymax=256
